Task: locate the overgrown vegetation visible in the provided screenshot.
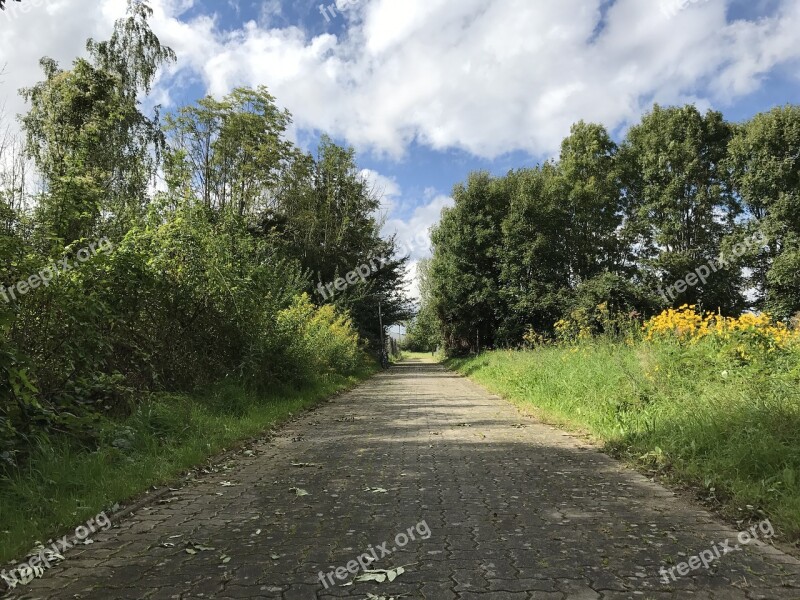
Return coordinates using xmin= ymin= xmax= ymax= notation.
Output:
xmin=423 ymin=105 xmax=800 ymax=353
xmin=0 ymin=0 xmax=408 ymax=557
xmin=448 ymin=305 xmax=800 ymax=544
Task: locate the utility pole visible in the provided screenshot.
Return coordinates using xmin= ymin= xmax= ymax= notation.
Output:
xmin=378 ymin=301 xmax=384 ymax=351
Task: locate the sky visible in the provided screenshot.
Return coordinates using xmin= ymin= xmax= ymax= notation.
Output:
xmin=1 ymin=0 xmax=799 ymax=297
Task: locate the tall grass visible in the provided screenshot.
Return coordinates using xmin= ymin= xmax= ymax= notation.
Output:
xmin=448 ymin=334 xmax=800 ymax=544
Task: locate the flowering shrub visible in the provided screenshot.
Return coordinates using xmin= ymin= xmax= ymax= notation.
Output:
xmin=643 ymin=305 xmax=800 ymax=362
xmin=643 ymin=305 xmax=713 ymax=341
xmin=554 ymin=309 xmax=593 ymax=343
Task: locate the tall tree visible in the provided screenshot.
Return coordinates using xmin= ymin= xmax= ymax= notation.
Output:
xmin=21 ymin=0 xmax=175 ymax=246
xmin=429 ymin=172 xmax=509 ymax=352
xmin=559 ymin=121 xmax=625 ymax=284
xmin=728 ymin=105 xmax=800 ymax=317
xmin=165 ymin=87 xmax=294 ymax=216
xmin=619 ymin=104 xmax=742 ymax=313
xmin=404 ymin=258 xmax=442 ymax=352
xmin=497 ymin=164 xmax=570 ymax=342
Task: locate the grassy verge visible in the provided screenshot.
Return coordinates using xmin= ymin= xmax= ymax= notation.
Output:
xmin=0 ymin=367 xmax=374 ymax=564
xmin=447 ymin=343 xmax=800 ymax=546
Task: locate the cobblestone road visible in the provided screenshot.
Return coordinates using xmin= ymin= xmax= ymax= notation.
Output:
xmin=8 ymin=358 xmax=800 ymax=599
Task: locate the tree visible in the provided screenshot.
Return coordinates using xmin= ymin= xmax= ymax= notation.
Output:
xmin=429 ymin=172 xmax=509 ymax=352
xmin=404 ymin=259 xmax=441 ymax=352
xmin=558 ymin=122 xmax=625 ymax=284
xmin=497 ymin=165 xmax=570 ymax=342
xmin=165 ymin=87 xmax=294 ymax=216
xmin=619 ymin=104 xmax=742 ymax=313
xmin=21 ymin=0 xmax=175 ymax=246
xmin=728 ymin=105 xmax=800 ymax=317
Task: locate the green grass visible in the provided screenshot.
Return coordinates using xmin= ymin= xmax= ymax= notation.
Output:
xmin=0 ymin=368 xmax=374 ymax=565
xmin=447 ymin=342 xmax=800 ymax=546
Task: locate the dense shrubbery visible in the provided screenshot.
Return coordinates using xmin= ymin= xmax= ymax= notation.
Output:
xmin=0 ymin=2 xmax=409 ymax=469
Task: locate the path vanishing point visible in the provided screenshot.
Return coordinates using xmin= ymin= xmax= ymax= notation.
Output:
xmin=8 ymin=357 xmax=800 ymax=599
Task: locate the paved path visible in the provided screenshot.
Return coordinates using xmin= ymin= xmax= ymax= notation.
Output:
xmin=8 ymin=358 xmax=800 ymax=599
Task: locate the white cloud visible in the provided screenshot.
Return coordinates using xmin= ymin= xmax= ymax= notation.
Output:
xmin=384 ymin=191 xmax=453 ymax=262
xmin=4 ymin=0 xmax=800 ymax=157
xmin=360 ymin=167 xmax=401 ymax=218
xmin=135 ymin=0 xmax=800 ymax=160
xmin=362 ymin=168 xmax=453 ymax=299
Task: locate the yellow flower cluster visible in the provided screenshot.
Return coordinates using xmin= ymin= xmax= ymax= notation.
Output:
xmin=644 ymin=305 xmax=800 ymax=351
xmin=644 ymin=305 xmax=712 ymax=341
xmin=554 ymin=315 xmax=592 ymax=343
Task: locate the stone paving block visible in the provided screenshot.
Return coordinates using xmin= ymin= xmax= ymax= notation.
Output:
xmin=4 ymin=358 xmax=800 ymax=599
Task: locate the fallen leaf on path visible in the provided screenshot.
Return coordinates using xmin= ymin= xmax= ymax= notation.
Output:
xmin=353 ymin=566 xmax=409 ymax=585
xmin=354 ymin=572 xmax=387 ymax=583
xmin=289 ymin=487 xmax=310 ymax=497
xmin=186 ymin=542 xmax=215 ymax=555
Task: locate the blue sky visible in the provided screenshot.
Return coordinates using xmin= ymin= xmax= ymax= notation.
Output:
xmin=2 ymin=0 xmax=799 ymax=294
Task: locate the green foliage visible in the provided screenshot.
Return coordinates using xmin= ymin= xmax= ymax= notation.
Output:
xmin=403 ymin=259 xmax=441 ymax=352
xmin=426 ymin=104 xmax=800 ymax=354
xmin=429 ymin=172 xmax=510 ymax=352
xmin=620 ymin=105 xmax=742 ymax=314
xmin=728 ymin=105 xmax=800 ymax=317
xmin=0 ymin=1 xmax=401 ymax=479
xmin=22 ymin=1 xmax=175 ymax=246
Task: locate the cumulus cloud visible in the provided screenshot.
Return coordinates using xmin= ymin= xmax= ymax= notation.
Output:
xmin=3 ymin=0 xmax=800 ymax=157
xmin=369 ymin=173 xmax=452 ymax=299
xmin=384 ymin=191 xmax=453 ymax=262
xmin=360 ymin=168 xmax=401 ymax=217
xmin=145 ymin=0 xmax=800 ymax=159
xmin=386 ymin=190 xmax=454 ymax=300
